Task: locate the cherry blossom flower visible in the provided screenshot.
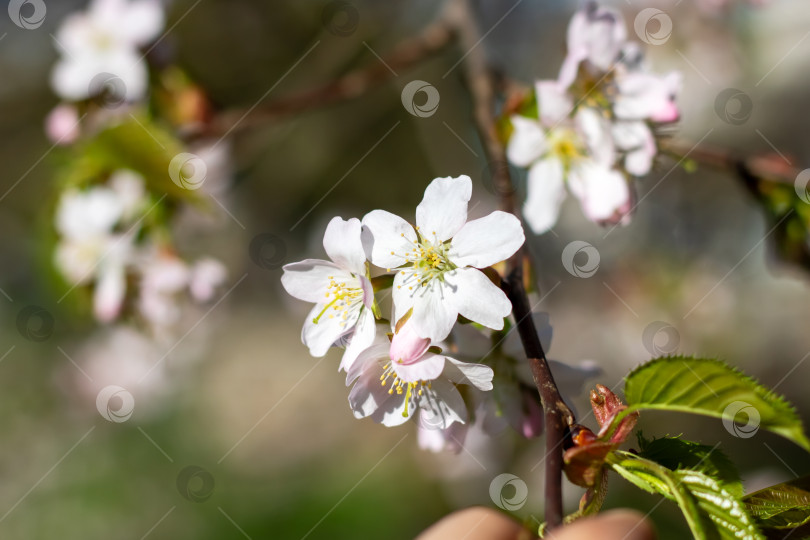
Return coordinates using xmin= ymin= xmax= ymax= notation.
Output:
xmin=507 ymin=4 xmax=681 ymax=234
xmin=507 ymin=92 xmax=630 ymax=234
xmin=50 ymin=0 xmax=164 ymax=102
xmin=362 ymin=175 xmax=524 ymax=341
xmin=346 ymin=320 xmax=493 ymax=429
xmin=282 ymin=217 xmax=376 ymax=371
xmin=54 ymin=171 xmax=147 ymax=322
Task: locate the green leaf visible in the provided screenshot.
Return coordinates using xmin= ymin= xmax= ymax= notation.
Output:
xmin=609 ymin=451 xmax=764 ymax=539
xmin=637 ymin=433 xmax=743 ymax=497
xmin=744 ymin=475 xmax=810 ymax=531
xmin=620 ymin=357 xmax=810 ymax=451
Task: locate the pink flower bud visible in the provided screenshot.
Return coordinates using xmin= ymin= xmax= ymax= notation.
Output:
xmin=45 ymin=104 xmax=80 ymax=145
xmin=389 ymin=321 xmax=431 ymax=365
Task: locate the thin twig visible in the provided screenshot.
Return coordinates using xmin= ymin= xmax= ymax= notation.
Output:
xmin=447 ymin=0 xmax=574 ymax=529
xmin=205 ymin=17 xmax=455 ymax=137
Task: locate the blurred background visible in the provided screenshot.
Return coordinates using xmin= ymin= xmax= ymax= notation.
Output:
xmin=0 ymin=0 xmax=809 ymax=538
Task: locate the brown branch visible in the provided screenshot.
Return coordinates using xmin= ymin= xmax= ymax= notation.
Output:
xmin=660 ymin=139 xmax=799 ymax=187
xmin=205 ymin=17 xmax=454 ymax=137
xmin=447 ymin=0 xmax=574 ymax=529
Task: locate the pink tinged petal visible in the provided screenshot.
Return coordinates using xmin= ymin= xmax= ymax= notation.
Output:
xmin=447 ymin=267 xmax=512 ymax=332
xmin=506 ymin=116 xmax=547 ymax=167
xmin=523 ymin=156 xmax=566 ymax=235
xmin=346 ymin=342 xmax=390 ymax=385
xmin=614 ymin=72 xmax=681 ymax=122
xmin=389 ymin=321 xmax=431 ymax=365
xmin=323 ymin=216 xmax=367 ymax=276
xmin=421 ymin=378 xmax=468 ymax=429
xmin=567 ymin=4 xmax=627 ymax=72
xmin=568 ymin=162 xmax=630 ymax=222
xmin=415 ymin=175 xmax=472 ymax=242
xmin=536 ymin=80 xmax=574 ymax=126
xmin=339 ymin=307 xmax=377 ymax=373
xmin=443 ymin=357 xmax=494 ymax=391
xmin=301 ymin=303 xmax=354 ymax=357
xmin=393 ymin=353 xmax=445 ymax=383
xmin=448 ymin=211 xmax=524 ymax=269
xmin=281 ymin=259 xmax=344 ymax=303
xmin=410 ymin=280 xmax=459 ymax=342
xmin=361 ymin=210 xmax=416 ymax=269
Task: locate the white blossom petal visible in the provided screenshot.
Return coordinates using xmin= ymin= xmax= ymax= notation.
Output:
xmin=414 ymin=175 xmax=472 ymax=242
xmin=323 ymin=216 xmax=367 ymax=276
xmin=339 ymin=307 xmax=377 ymax=372
xmin=523 ymin=156 xmax=566 ymax=234
xmin=410 ymin=281 xmax=459 ymax=342
xmin=392 ymin=269 xmax=417 ymax=325
xmin=568 ymin=161 xmax=630 ymax=222
xmin=447 ymin=267 xmax=512 ymax=331
xmin=507 ymin=115 xmax=547 ymax=167
xmin=449 ymin=211 xmax=524 ymax=269
xmin=576 ymin=107 xmax=615 ymax=166
xmin=536 ymin=80 xmax=574 ymax=126
xmin=422 ymin=378 xmax=467 ymax=428
xmin=280 ymin=259 xmax=344 ymax=303
xmin=393 ymin=353 xmax=445 ymax=383
xmin=301 ymin=303 xmax=353 ymax=357
xmin=361 ymin=210 xmax=416 ymax=269
xmin=443 ymin=357 xmax=494 ymax=391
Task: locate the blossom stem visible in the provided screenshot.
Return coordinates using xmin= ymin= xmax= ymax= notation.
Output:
xmin=448 ymin=0 xmax=575 ymax=529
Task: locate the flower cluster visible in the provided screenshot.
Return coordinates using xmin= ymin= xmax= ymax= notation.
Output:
xmin=51 ymin=0 xmax=164 ymax=105
xmin=283 ymin=175 xmax=597 ymax=450
xmin=47 ymin=0 xmax=230 ymax=336
xmin=283 ymin=176 xmax=526 ymax=433
xmin=54 ymin=172 xmax=226 ymax=332
xmin=506 ymin=3 xmax=681 ymax=234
